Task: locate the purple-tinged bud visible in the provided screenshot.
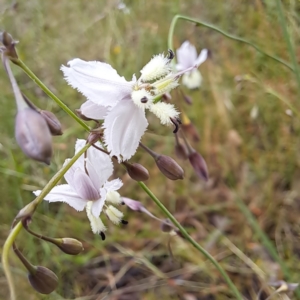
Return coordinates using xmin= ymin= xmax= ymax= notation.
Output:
xmin=122 ymin=197 xmax=144 ymax=211
xmin=53 ymin=238 xmax=84 ymax=255
xmin=75 ymin=109 xmax=93 ymax=121
xmin=174 ymin=133 xmax=188 ymax=160
xmin=15 ymin=108 xmax=53 ymax=164
xmin=40 ymin=110 xmax=63 ymax=136
xmin=123 ymin=162 xmax=149 ymax=181
xmin=87 ymin=131 xmax=102 ymax=145
xmin=0 ymin=31 xmax=18 ymax=59
xmin=182 ymin=123 xmax=200 ymax=142
xmin=28 ymin=266 xmax=58 ymax=294
xmin=160 ymin=219 xmax=173 ymax=232
xmin=155 ymin=155 xmax=184 ymax=180
xmin=183 ymin=94 xmax=192 ymax=105
xmin=188 ymin=151 xmax=209 ymax=181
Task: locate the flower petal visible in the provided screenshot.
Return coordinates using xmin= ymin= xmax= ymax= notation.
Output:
xmin=80 ymin=100 xmax=109 ymax=120
xmin=195 ymin=49 xmax=208 ymax=67
xmin=61 ymin=59 xmax=134 ymax=107
xmin=33 ymin=185 xmax=87 ymax=211
xmin=103 ymin=100 xmax=148 ymax=161
xmin=73 ymin=168 xmax=100 ymax=200
xmin=176 ymin=41 xmax=197 ymax=70
xmin=91 ymin=188 xmax=107 ymax=217
xmin=103 ymin=178 xmax=123 ymax=192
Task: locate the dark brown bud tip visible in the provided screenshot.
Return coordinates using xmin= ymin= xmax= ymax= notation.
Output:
xmin=28 ymin=266 xmax=58 ymax=294
xmin=0 ymin=31 xmax=18 ymax=59
xmin=40 ymin=110 xmax=63 ymax=136
xmin=124 ymin=162 xmax=149 ymax=181
xmin=155 ymin=155 xmax=184 ymax=180
xmin=15 ymin=108 xmax=52 ymax=164
xmin=54 ymin=238 xmax=84 ymax=255
xmin=189 ymin=151 xmax=209 ymax=181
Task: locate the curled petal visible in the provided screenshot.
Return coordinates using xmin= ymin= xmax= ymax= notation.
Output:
xmin=176 ymin=41 xmax=198 ymax=70
xmin=103 ymin=100 xmax=148 ymax=161
xmin=33 ymin=185 xmax=87 ymax=211
xmin=61 ymin=59 xmax=134 ymax=107
xmin=80 ymin=100 xmax=109 ymax=120
xmin=195 ymin=49 xmax=208 ymax=67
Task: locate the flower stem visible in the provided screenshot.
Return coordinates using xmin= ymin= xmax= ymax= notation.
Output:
xmin=12 ymin=58 xmax=90 ymax=131
xmin=138 ymin=181 xmax=243 ymax=300
xmin=168 ymin=14 xmax=294 ymax=72
xmin=2 ymin=143 xmax=91 ymax=300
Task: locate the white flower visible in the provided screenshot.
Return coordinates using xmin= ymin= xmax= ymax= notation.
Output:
xmin=176 ymin=41 xmax=208 ymax=89
xmin=61 ymin=52 xmax=195 ymax=161
xmin=33 ymin=139 xmax=124 ymax=234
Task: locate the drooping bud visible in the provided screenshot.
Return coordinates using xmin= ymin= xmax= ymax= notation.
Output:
xmin=15 ymin=200 xmax=38 ymax=220
xmin=139 ymin=142 xmax=184 ymax=180
xmin=123 ymin=162 xmax=149 ymax=181
xmin=52 ymin=238 xmax=84 ymax=255
xmin=155 ymin=155 xmax=184 ymax=180
xmin=40 ymin=110 xmax=63 ymax=136
xmin=188 ymin=151 xmax=209 ymax=181
xmin=28 ymin=266 xmax=58 ymax=294
xmin=15 ymin=108 xmax=53 ymax=164
xmin=0 ymin=31 xmax=18 ymax=59
xmin=174 ymin=133 xmax=188 ymax=160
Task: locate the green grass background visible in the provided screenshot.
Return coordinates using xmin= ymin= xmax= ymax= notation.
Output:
xmin=1 ymin=0 xmax=300 ymax=299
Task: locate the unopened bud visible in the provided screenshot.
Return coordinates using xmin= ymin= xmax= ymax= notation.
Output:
xmin=15 ymin=108 xmax=53 ymax=164
xmin=16 ymin=201 xmax=38 ymax=220
xmin=182 ymin=123 xmax=200 ymax=142
xmin=87 ymin=131 xmax=102 ymax=144
xmin=174 ymin=133 xmax=188 ymax=160
xmin=28 ymin=266 xmax=58 ymax=294
xmin=161 ymin=219 xmax=173 ymax=232
xmin=123 ymin=162 xmax=149 ymax=181
xmin=189 ymin=151 xmax=209 ymax=181
xmin=53 ymin=238 xmax=84 ymax=255
xmin=155 ymin=155 xmax=184 ymax=180
xmin=0 ymin=31 xmax=18 ymax=59
xmin=40 ymin=110 xmax=63 ymax=136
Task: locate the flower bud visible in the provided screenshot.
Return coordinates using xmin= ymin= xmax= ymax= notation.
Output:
xmin=15 ymin=201 xmax=38 ymax=220
xmin=53 ymin=238 xmax=84 ymax=255
xmin=28 ymin=266 xmax=58 ymax=294
xmin=188 ymin=151 xmax=209 ymax=181
xmin=123 ymin=162 xmax=149 ymax=181
xmin=40 ymin=110 xmax=63 ymax=136
xmin=0 ymin=31 xmax=18 ymax=59
xmin=160 ymin=219 xmax=173 ymax=232
xmin=175 ymin=143 xmax=188 ymax=160
xmin=15 ymin=108 xmax=53 ymax=164
xmin=155 ymin=155 xmax=184 ymax=180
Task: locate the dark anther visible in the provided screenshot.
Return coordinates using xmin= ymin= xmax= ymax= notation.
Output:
xmin=170 ymin=117 xmax=181 ymax=134
xmin=121 ymin=201 xmax=125 ymax=205
xmin=100 ymin=232 xmax=106 ymax=241
xmin=121 ymin=220 xmax=128 ymax=225
xmin=167 ymin=49 xmax=175 ymax=60
xmin=141 ymin=97 xmax=148 ymax=103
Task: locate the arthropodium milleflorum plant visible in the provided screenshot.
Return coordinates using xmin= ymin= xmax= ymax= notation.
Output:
xmin=0 ymin=27 xmax=245 ymax=300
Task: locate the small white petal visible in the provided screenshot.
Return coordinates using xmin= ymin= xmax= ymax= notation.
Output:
xmin=103 ymin=100 xmax=148 ymax=161
xmin=182 ymin=70 xmax=202 ymax=89
xmin=106 ymin=205 xmax=124 ymax=224
xmin=86 ymin=201 xmax=106 ymax=234
xmin=195 ymin=49 xmax=208 ymax=67
xmin=80 ymin=100 xmax=109 ymax=120
xmin=103 ymin=178 xmax=123 ymax=192
xmin=149 ymin=102 xmax=180 ymax=125
xmin=91 ymin=188 xmax=107 ymax=217
xmin=34 ymin=185 xmax=87 ymax=211
xmin=106 ymin=191 xmax=122 ymax=205
xmin=176 ymin=41 xmax=198 ymax=70
xmin=140 ymin=53 xmax=171 ymax=82
xmin=131 ymin=89 xmax=153 ymax=109
xmin=61 ymin=59 xmax=134 ymax=107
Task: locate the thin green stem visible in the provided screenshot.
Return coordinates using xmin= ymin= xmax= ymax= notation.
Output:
xmin=235 ymin=196 xmax=300 ymax=298
xmin=2 ymin=143 xmax=91 ymax=300
xmin=138 ymin=181 xmax=243 ymax=300
xmin=276 ymin=0 xmax=300 ymax=93
xmin=12 ymin=59 xmax=90 ymax=131
xmin=168 ymin=14 xmax=294 ymax=72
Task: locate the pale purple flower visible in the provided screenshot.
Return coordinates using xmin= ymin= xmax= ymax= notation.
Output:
xmin=34 ymin=139 xmax=124 ymax=234
xmin=176 ymin=41 xmax=208 ymax=89
xmin=61 ymin=52 xmax=196 ymax=161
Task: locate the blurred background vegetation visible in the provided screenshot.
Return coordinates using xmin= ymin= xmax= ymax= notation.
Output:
xmin=1 ymin=0 xmax=300 ymax=299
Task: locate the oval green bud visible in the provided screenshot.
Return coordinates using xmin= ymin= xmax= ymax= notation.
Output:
xmin=54 ymin=238 xmax=84 ymax=255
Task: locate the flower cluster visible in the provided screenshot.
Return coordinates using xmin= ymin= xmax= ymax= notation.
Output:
xmin=61 ymin=50 xmax=197 ymax=161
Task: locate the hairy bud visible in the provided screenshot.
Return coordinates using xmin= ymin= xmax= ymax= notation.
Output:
xmin=189 ymin=151 xmax=209 ymax=181
xmin=53 ymin=238 xmax=84 ymax=255
xmin=15 ymin=108 xmax=53 ymax=164
xmin=123 ymin=162 xmax=149 ymax=181
xmin=40 ymin=110 xmax=63 ymax=136
xmin=155 ymin=155 xmax=184 ymax=180
xmin=28 ymin=266 xmax=58 ymax=294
